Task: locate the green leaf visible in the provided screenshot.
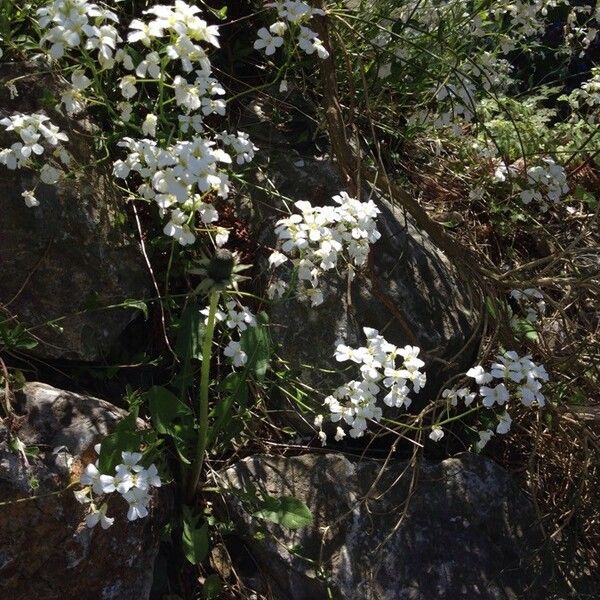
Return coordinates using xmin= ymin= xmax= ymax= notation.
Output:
xmin=175 ymin=300 xmax=204 ymax=394
xmin=182 ymin=507 xmax=209 ymax=565
xmin=514 ymin=318 xmax=539 ymax=341
xmin=0 ymin=321 xmax=38 ymax=350
xmin=147 ymin=386 xmax=192 ymax=434
xmin=240 ymin=311 xmax=272 ymax=381
xmin=122 ymin=299 xmax=149 ymax=320
xmin=253 ymin=495 xmax=313 ymax=530
xmin=98 ymin=408 xmax=142 ymax=473
xmin=484 ymin=296 xmax=498 ymax=319
xmin=146 ymin=386 xmax=194 ymax=464
xmin=208 ymin=372 xmax=248 ymax=445
xmin=176 ymin=301 xmax=204 ymax=360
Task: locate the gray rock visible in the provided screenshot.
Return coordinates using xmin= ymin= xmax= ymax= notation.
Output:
xmin=247 ymin=151 xmax=479 ymax=429
xmin=0 ymin=64 xmax=150 ymax=361
xmin=0 ymin=382 xmax=169 ymax=600
xmin=217 ymin=452 xmax=546 ymax=600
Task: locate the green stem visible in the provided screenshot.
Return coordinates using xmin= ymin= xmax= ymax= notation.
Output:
xmin=186 ymin=289 xmax=220 ymax=500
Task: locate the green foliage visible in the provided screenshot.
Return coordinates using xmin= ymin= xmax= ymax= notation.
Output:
xmin=98 ymin=407 xmax=143 ymax=473
xmin=240 ymin=311 xmax=272 ymax=382
xmin=0 ymin=319 xmax=38 ymax=351
xmin=253 ymin=495 xmax=313 ymax=530
xmin=182 ymin=506 xmax=209 ymax=565
xmin=147 ymin=385 xmax=194 ymax=464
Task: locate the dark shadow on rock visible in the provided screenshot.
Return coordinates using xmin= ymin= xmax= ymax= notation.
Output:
xmin=216 ymin=452 xmax=549 ymax=600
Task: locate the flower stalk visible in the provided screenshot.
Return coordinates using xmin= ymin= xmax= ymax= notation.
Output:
xmin=187 ymin=288 xmax=220 ymax=500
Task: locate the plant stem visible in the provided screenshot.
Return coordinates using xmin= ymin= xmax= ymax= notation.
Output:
xmin=187 ymin=289 xmax=220 ymax=500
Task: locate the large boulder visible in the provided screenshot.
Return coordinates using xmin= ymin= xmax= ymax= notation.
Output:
xmin=0 ymin=382 xmax=169 ymax=600
xmin=0 ymin=64 xmax=150 ymax=361
xmin=217 ymin=452 xmax=546 ymax=600
xmin=244 ymin=149 xmax=479 ymax=429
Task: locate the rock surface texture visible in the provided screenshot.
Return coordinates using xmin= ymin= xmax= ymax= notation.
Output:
xmin=245 ymin=148 xmax=479 ymax=428
xmin=0 ymin=64 xmax=149 ymax=361
xmin=218 ymin=453 xmax=545 ymax=600
xmin=0 ymin=382 xmax=167 ymax=600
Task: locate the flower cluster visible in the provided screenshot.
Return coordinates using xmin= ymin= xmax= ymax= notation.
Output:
xmin=37 ymin=0 xmax=120 ymax=65
xmin=494 ymin=157 xmax=569 ymax=211
xmin=257 ymin=1 xmax=329 ymax=59
xmin=0 ymin=113 xmax=69 ymax=207
xmin=315 ymin=327 xmax=426 ymax=441
xmin=128 ymin=1 xmax=220 ymax=72
xmin=518 ymin=158 xmax=569 ymax=210
xmin=438 ymin=350 xmax=549 ymax=450
xmin=113 ymin=136 xmax=233 ymax=246
xmin=76 ymin=448 xmax=161 ymax=529
xmin=99 ymin=2 xmax=256 ymax=248
xmin=510 ymin=288 xmax=546 ymax=324
xmin=565 ymin=68 xmax=600 ymax=123
xmin=201 ymin=298 xmax=258 ymax=368
xmin=268 ymin=192 xmax=381 ymax=306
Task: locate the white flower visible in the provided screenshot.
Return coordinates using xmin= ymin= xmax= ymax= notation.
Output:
xmin=119 ymin=75 xmax=137 ymax=99
xmin=142 ymin=114 xmax=158 ymax=137
xmin=383 ymin=383 xmax=410 ymax=408
xmin=279 ymin=79 xmax=288 ymax=92
xmin=496 ymin=411 xmax=512 ymax=434
xmin=318 ymin=430 xmax=327 ymax=446
xmin=164 ymin=208 xmax=195 ymax=245
xmin=113 ymin=464 xmax=134 ymax=493
xmin=254 ymin=27 xmax=284 ymax=56
xmin=71 ymin=69 xmax=91 ymax=91
xmin=79 ymin=463 xmax=104 ymax=495
xmin=457 ymin=387 xmax=476 ymax=406
xmin=128 ymin=19 xmax=160 ymax=46
xmin=21 ymin=190 xmax=39 ymax=208
xmin=85 ymin=503 xmax=114 ymax=530
xmin=268 ymin=251 xmax=288 ymax=268
xmin=136 ymin=51 xmax=161 ymax=78
xmin=475 ymin=429 xmax=494 ymax=451
xmin=270 ymin=21 xmax=287 ymax=36
xmin=74 ymin=489 xmax=91 ymax=504
xmin=518 ymin=377 xmax=545 ymax=407
xmin=224 ymin=340 xmax=247 ymax=367
xmin=334 ymin=426 xmax=346 ymax=441
xmin=267 ymin=280 xmax=287 ymax=299
xmin=314 ymin=414 xmax=324 ymax=428
xmin=297 ymin=26 xmax=328 ymax=58
xmin=480 ymin=382 xmax=510 ymax=407
xmin=429 ymin=425 xmax=444 ymax=442
xmin=121 ymin=451 xmax=144 ymax=471
xmin=224 ymin=300 xmax=256 ymax=332
xmin=214 ymin=226 xmax=229 ymax=247
xmin=123 ymin=487 xmax=150 ymax=521
xmin=442 ymin=388 xmax=459 ymax=406
xmin=144 ymin=464 xmax=162 ymax=488
xmin=115 ymin=48 xmax=135 ymax=70
xmin=466 ymin=365 xmax=492 ymax=385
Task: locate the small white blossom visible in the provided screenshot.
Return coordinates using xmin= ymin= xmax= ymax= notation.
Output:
xmin=21 ymin=190 xmax=39 ymax=208
xmin=85 ymin=503 xmax=114 ymax=530
xmin=119 ymin=75 xmax=137 ymax=99
xmin=224 ymin=340 xmax=247 ymax=367
xmin=142 ymin=113 xmax=158 ymax=137
xmin=496 ymin=411 xmax=512 ymax=434
xmin=254 ymin=27 xmax=284 ymax=56
xmin=429 ymin=425 xmax=445 ymax=442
